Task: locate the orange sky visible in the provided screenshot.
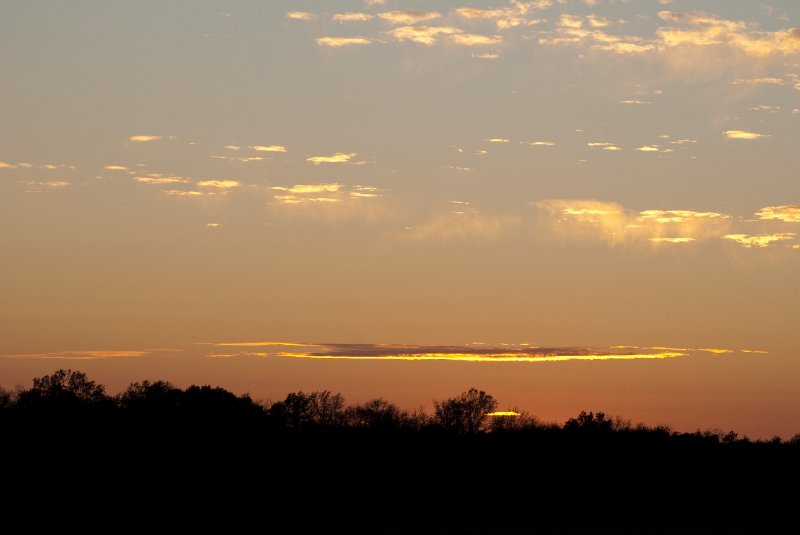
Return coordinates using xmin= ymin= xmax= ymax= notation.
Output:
xmin=1 ymin=0 xmax=799 ymax=438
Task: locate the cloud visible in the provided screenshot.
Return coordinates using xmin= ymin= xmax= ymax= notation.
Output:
xmin=286 ymin=11 xmax=314 ymax=21
xmin=527 ymin=141 xmax=555 ymax=146
xmin=537 ymin=200 xmax=731 ymax=245
xmin=104 ymin=165 xmax=128 ymax=171
xmin=225 ymin=145 xmax=241 ymax=151
xmin=724 ymin=130 xmax=769 ymax=140
xmin=389 ymin=26 xmax=462 ymax=45
xmin=197 ymin=179 xmax=240 ymax=189
xmin=454 ymin=4 xmax=544 ymax=30
xmin=750 ymin=105 xmax=780 ymax=113
xmin=636 ymin=145 xmax=661 ymax=152
xmin=732 ymin=77 xmax=784 ymax=85
xmin=162 ymin=190 xmax=204 ymax=197
xmin=2 ymin=350 xmax=149 ymax=360
xmin=756 ymin=205 xmax=800 ymax=223
xmin=260 ymin=342 xmax=689 ymax=363
xmin=649 ymin=237 xmax=696 ymax=244
xmin=365 ymin=0 xmax=386 ymax=5
xmin=251 ymin=145 xmax=287 ymax=152
xmin=724 ymin=233 xmax=796 ymax=248
xmin=134 ymin=175 xmax=190 ymax=184
xmin=333 ymin=13 xmax=374 ymax=22
xmin=317 ymin=37 xmax=372 ymax=47
xmin=472 ymin=52 xmax=499 ymax=59
xmin=488 ymin=138 xmax=510 ymax=143
xmin=656 ymin=11 xmax=800 ymax=57
xmin=272 ymin=183 xmax=342 ymax=195
xmin=128 ymin=135 xmax=162 ymax=142
xmin=620 ymin=100 xmax=651 ymax=105
xmin=306 ymin=152 xmax=358 ymax=164
xmin=378 ymin=11 xmax=441 ymax=25
xmin=407 ymin=211 xmax=520 ymax=242
xmin=451 ymin=33 xmax=502 ymax=46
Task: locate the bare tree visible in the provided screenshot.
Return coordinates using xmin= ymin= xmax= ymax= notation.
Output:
xmin=433 ymin=388 xmax=497 ymax=433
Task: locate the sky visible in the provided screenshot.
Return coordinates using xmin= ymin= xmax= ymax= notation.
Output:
xmin=1 ymin=0 xmax=799 ymax=438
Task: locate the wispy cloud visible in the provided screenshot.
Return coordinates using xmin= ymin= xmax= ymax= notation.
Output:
xmin=134 ymin=174 xmax=190 ymax=185
xmin=104 ymin=165 xmax=128 ymax=171
xmin=129 ymin=135 xmax=162 ymax=142
xmin=317 ymin=37 xmax=372 ymax=47
xmin=306 ymin=152 xmax=359 ymax=164
xmin=527 ymin=141 xmax=555 ymax=146
xmin=389 ymin=26 xmax=462 ymax=45
xmin=724 ymin=130 xmax=769 ymax=140
xmin=451 ymin=33 xmax=502 ymax=46
xmin=0 ymin=161 xmax=15 ymax=169
xmin=407 ymin=211 xmax=520 ymax=242
xmin=2 ymin=350 xmax=150 ymax=360
xmin=197 ymin=179 xmax=240 ymax=189
xmin=378 ymin=11 xmax=441 ymax=25
xmin=724 ymin=233 xmax=796 ymax=248
xmin=162 ymin=189 xmax=204 ymax=197
xmin=537 ymin=200 xmax=731 ymax=245
xmin=756 ymin=205 xmax=800 ymax=223
xmin=286 ymin=11 xmax=315 ymax=21
xmin=333 ymin=13 xmax=374 ymax=22
xmin=732 ymin=77 xmax=784 ymax=85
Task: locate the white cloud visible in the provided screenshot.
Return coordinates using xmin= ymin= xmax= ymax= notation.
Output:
xmin=724 ymin=130 xmax=770 ymax=140
xmin=333 ymin=13 xmax=374 ymax=22
xmin=286 ymin=12 xmax=315 ymax=21
xmin=317 ymin=37 xmax=372 ymax=47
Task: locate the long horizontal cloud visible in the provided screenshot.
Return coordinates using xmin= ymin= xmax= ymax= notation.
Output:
xmin=207 ymin=341 xmax=760 ymax=363
xmin=1 ymin=350 xmax=150 ymax=360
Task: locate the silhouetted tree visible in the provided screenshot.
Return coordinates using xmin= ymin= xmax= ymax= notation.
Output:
xmin=433 ymin=388 xmax=497 ymax=433
xmin=564 ymin=411 xmax=614 ymax=433
xmin=270 ymin=390 xmax=345 ymax=428
xmin=346 ymin=398 xmax=404 ymax=431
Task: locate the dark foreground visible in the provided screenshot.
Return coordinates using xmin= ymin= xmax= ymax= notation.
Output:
xmin=1 ymin=370 xmax=797 ymax=533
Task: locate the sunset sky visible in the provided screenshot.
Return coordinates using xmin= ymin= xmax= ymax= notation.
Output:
xmin=2 ymin=1 xmax=799 ymax=438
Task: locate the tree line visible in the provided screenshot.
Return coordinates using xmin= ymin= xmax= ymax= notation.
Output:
xmin=1 ymin=368 xmax=797 ymax=446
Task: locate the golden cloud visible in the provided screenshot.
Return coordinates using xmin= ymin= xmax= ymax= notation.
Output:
xmin=272 ymin=184 xmax=342 ymax=194
xmin=104 ymin=165 xmax=128 ymax=171
xmin=317 ymin=37 xmax=372 ymax=47
xmin=378 ymin=11 xmax=441 ymax=25
xmin=527 ymin=141 xmax=555 ymax=146
xmin=389 ymin=26 xmax=462 ymax=45
xmin=537 ymin=199 xmax=731 ymax=245
xmin=286 ymin=11 xmax=314 ymax=21
xmin=0 ymin=161 xmax=15 ymax=169
xmin=724 ymin=233 xmax=796 ymax=248
xmin=333 ymin=13 xmax=374 ymax=22
xmin=306 ymin=152 xmax=358 ymax=164
xmin=2 ymin=350 xmax=149 ymax=360
xmin=162 ymin=190 xmax=204 ymax=197
xmin=724 ymin=130 xmax=769 ymax=140
xmin=134 ymin=175 xmax=190 ymax=184
xmin=129 ymin=135 xmax=162 ymax=142
xmin=197 ymin=179 xmax=240 ymax=189
xmin=451 ymin=33 xmax=502 ymax=46
xmin=251 ymin=145 xmax=287 ymax=152
xmin=225 ymin=145 xmax=241 ymax=151
xmin=756 ymin=205 xmax=800 ymax=223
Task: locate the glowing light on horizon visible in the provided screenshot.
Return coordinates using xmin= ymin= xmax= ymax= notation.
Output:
xmin=272 ymin=351 xmax=687 ymax=362
xmin=488 ymin=411 xmax=521 ymax=417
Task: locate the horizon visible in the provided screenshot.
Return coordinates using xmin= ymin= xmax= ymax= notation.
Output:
xmin=2 ymin=1 xmax=799 ymax=440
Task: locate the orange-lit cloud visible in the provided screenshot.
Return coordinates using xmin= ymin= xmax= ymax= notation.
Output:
xmin=755 ymin=205 xmax=800 ymax=223
xmin=317 ymin=37 xmax=372 ymax=47
xmin=162 ymin=189 xmax=204 ymax=197
xmin=2 ymin=350 xmax=149 ymax=360
xmin=225 ymin=145 xmax=241 ymax=151
xmin=724 ymin=130 xmax=769 ymax=140
xmin=488 ymin=138 xmax=510 ymax=143
xmin=104 ymin=165 xmax=128 ymax=171
xmin=134 ymin=175 xmax=190 ymax=184
xmin=537 ymin=200 xmax=732 ymax=245
xmin=0 ymin=161 xmax=15 ymax=169
xmin=378 ymin=11 xmax=441 ymax=25
xmin=389 ymin=26 xmax=462 ymax=45
xmin=306 ymin=152 xmax=358 ymax=164
xmin=333 ymin=13 xmax=374 ymax=22
xmin=197 ymin=179 xmax=240 ymax=189
xmin=251 ymin=145 xmax=287 ymax=152
xmin=286 ymin=11 xmax=314 ymax=21
xmin=451 ymin=33 xmax=502 ymax=46
xmin=129 ymin=135 xmax=162 ymax=142
xmin=724 ymin=233 xmax=796 ymax=248
xmin=453 ymin=2 xmax=545 ymax=30
xmin=272 ymin=183 xmax=342 ymax=195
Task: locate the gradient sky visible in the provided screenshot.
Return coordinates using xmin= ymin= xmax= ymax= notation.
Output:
xmin=2 ymin=1 xmax=799 ymax=438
